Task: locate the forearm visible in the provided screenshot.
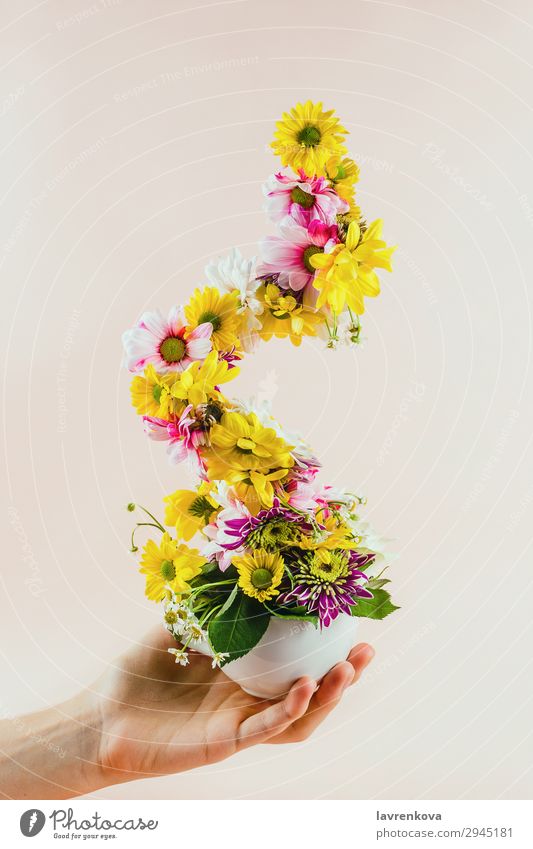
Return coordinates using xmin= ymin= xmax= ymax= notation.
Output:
xmin=0 ymin=691 xmax=110 ymax=799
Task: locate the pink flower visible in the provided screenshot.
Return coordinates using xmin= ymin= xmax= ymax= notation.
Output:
xmin=263 ymin=167 xmax=348 ymax=226
xmin=143 ymin=407 xmax=207 ymax=477
xmin=201 ymin=500 xmax=251 ymax=571
xmin=285 ymin=477 xmax=334 ymax=511
xmin=122 ymin=306 xmax=212 ymax=374
xmin=258 ymin=218 xmax=339 ymax=292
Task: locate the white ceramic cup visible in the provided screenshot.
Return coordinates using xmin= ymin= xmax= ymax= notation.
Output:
xmin=196 ymin=614 xmax=359 ymax=699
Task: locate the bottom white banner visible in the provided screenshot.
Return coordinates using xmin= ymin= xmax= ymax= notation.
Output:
xmin=1 ymin=799 xmax=532 ymax=847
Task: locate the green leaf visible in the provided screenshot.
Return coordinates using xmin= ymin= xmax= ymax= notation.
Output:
xmin=208 ymin=591 xmax=270 ymax=666
xmin=351 ymin=588 xmax=399 ymax=620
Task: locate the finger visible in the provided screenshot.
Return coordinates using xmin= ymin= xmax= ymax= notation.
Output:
xmin=236 ymin=677 xmax=315 ymax=750
xmin=269 ymin=644 xmax=375 ymax=744
xmin=346 ymin=643 xmax=375 ymax=683
xmin=268 ymin=661 xmax=354 ymax=743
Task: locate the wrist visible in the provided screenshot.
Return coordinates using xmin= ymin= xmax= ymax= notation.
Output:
xmin=0 ymin=689 xmax=116 ymax=800
xmin=59 ymin=689 xmax=110 ymax=797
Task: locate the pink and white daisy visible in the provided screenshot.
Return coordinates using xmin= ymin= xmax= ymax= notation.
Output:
xmin=258 ymin=218 xmax=338 ymax=292
xmin=263 ymin=167 xmax=349 ymax=226
xmin=143 ymin=407 xmax=207 ymax=477
xmin=122 ymin=306 xmax=212 ymax=374
xmin=201 ymin=499 xmax=251 ymax=571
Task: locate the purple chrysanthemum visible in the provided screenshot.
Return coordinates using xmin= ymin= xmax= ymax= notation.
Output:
xmin=221 ymin=499 xmax=311 ymax=551
xmin=279 ymin=550 xmax=375 ymax=628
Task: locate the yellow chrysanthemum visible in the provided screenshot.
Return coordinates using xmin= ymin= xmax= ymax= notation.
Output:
xmin=233 ymin=548 xmax=285 ymax=602
xmin=170 ymin=350 xmax=238 ymax=407
xmin=130 ymin=364 xmax=182 ymax=419
xmin=257 ymin=283 xmax=324 ymax=346
xmin=185 ymin=287 xmax=241 ymax=352
xmin=310 ymin=219 xmax=395 ymax=315
xmin=271 ymin=101 xmax=348 ymax=176
xmin=207 ymin=410 xmax=294 ymax=477
xmin=326 ymin=155 xmax=360 ymax=213
xmin=298 ymin=513 xmax=360 ymax=563
xmin=139 ymin=533 xmax=204 ymax=601
xmin=205 ymin=410 xmax=294 ymax=510
xmin=227 ymin=469 xmax=290 ymax=514
xmin=164 ymin=486 xmax=217 ymax=541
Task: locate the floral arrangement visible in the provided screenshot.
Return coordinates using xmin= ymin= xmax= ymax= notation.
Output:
xmin=123 ymin=101 xmax=398 ymax=668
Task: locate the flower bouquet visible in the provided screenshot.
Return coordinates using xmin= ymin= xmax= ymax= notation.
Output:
xmin=123 ymin=101 xmax=398 ymax=698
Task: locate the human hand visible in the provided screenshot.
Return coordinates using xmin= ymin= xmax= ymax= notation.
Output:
xmin=0 ymin=627 xmax=374 ymax=799
xmin=93 ymin=627 xmax=375 ymax=786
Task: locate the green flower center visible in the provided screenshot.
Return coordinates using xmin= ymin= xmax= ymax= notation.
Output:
xmin=164 ymin=610 xmax=178 ymax=625
xmin=309 ymin=551 xmax=350 ymax=584
xmin=160 ymin=336 xmax=186 ymax=363
xmin=290 ymin=186 xmax=315 ymax=209
xmin=198 ymin=311 xmax=222 ymax=332
xmin=303 ymin=245 xmax=323 ymax=272
xmin=152 ymin=384 xmax=163 ymax=403
xmin=251 ymin=568 xmax=273 ymax=589
xmin=247 ymin=518 xmax=300 ymax=551
xmin=297 ymin=125 xmax=321 ymax=147
xmin=160 ymin=560 xmax=176 ymax=580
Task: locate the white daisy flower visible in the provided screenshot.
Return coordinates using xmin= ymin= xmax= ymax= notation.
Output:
xmin=348 ymin=518 xmax=395 ymax=575
xmin=168 ymin=647 xmax=190 ymax=666
xmin=162 ymin=598 xmax=194 ymax=635
xmin=205 ymin=248 xmax=263 ymax=352
xmin=211 ymin=651 xmax=230 ymax=668
xmin=184 ymin=622 xmax=208 ymax=644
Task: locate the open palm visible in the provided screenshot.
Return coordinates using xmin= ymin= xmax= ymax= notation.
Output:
xmin=94 ymin=627 xmax=374 ymax=785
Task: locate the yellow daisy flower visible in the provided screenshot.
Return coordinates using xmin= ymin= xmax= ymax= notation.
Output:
xmin=139 ymin=533 xmax=204 ymax=601
xmin=170 ymin=350 xmax=238 ymax=407
xmin=130 ymin=364 xmax=182 ymax=419
xmin=271 ymin=101 xmax=348 ymax=176
xmin=310 ymin=219 xmax=395 ymax=315
xmin=233 ymin=548 xmax=285 ymax=602
xmin=257 ymin=283 xmax=324 ymax=346
xmin=326 ymin=155 xmax=360 ymax=212
xmin=164 ymin=486 xmax=217 ymax=541
xmin=185 ymin=287 xmax=241 ymax=352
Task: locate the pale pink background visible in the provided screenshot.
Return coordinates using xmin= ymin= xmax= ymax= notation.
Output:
xmin=1 ymin=0 xmax=532 ymax=799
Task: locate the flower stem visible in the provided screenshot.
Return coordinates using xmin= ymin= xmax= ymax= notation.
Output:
xmin=136 ymin=504 xmax=166 ymax=533
xmin=130 ymin=522 xmax=163 ymax=552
